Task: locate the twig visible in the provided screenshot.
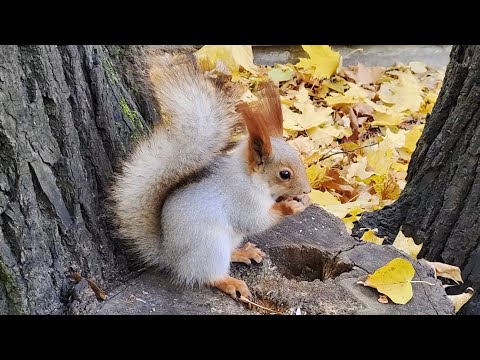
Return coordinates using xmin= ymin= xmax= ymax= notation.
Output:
xmin=410 ymin=280 xmax=437 ymax=286
xmin=316 ymin=142 xmax=378 ymax=163
xmin=239 ymin=296 xmax=284 ymax=315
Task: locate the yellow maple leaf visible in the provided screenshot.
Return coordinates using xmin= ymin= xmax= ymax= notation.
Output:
xmin=393 ymin=229 xmax=423 ymax=260
xmin=307 ymin=125 xmax=351 ymax=148
xmin=310 ymin=189 xmax=341 ymax=206
xmin=419 ymin=92 xmax=438 ymax=115
xmin=370 ymin=111 xmax=406 ymax=127
xmin=295 ymin=45 xmax=341 ymax=79
xmin=195 ymin=45 xmax=258 ymax=81
xmin=324 ymin=77 xmax=350 ymax=93
xmin=346 ymin=156 xmax=374 ymax=181
xmin=403 ymin=124 xmax=424 ymax=153
xmin=343 ymin=213 xmax=361 ymax=234
xmin=294 ymin=85 xmax=311 ymax=103
xmin=268 ymin=67 xmax=293 ymax=83
xmin=374 ymin=175 xmax=402 ymax=201
xmin=295 ymin=103 xmax=334 ymax=130
xmin=325 ymin=83 xmax=369 ymax=106
xmin=365 ymin=141 xmax=394 ymax=176
xmin=362 ymin=258 xmax=415 ymax=304
xmin=306 ymin=163 xmax=326 ymax=184
xmin=378 ymin=71 xmax=423 ymax=113
xmin=384 ymin=128 xmax=407 ymax=149
xmin=361 ymin=229 xmax=385 ymax=245
xmin=287 ymin=136 xmax=315 ymax=157
xmin=282 ymin=105 xmax=304 ymax=131
xmin=322 ymin=200 xmax=371 ymax=220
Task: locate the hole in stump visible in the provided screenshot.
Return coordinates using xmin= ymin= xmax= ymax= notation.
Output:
xmin=268 ymin=245 xmax=353 ymax=282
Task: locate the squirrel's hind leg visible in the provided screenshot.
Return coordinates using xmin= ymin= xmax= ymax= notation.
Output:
xmin=211 ymin=276 xmax=251 ymax=300
xmin=231 ymin=242 xmax=266 ymax=265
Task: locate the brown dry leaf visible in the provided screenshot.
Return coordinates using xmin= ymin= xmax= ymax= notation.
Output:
xmin=87 ymin=279 xmax=108 ymax=300
xmin=378 ymin=295 xmax=389 ymax=304
xmin=344 ymin=63 xmax=385 ymax=85
xmin=448 ymin=287 xmax=475 ymax=313
xmin=424 ymin=260 xmax=463 ymax=284
xmin=69 ymin=272 xmax=107 ymax=300
xmin=70 ymin=272 xmax=82 ymax=282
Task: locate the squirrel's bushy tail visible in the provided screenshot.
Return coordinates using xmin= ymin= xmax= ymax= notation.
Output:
xmin=110 ymin=52 xmax=242 ymax=266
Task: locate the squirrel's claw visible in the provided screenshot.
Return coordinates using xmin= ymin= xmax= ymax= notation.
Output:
xmin=212 ymin=276 xmax=252 ymax=300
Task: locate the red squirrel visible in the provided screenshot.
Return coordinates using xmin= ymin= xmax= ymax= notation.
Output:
xmin=110 ymin=51 xmax=311 ymax=301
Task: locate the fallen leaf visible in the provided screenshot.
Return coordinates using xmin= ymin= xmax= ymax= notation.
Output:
xmin=69 ymin=272 xmax=107 ymax=300
xmin=361 ymin=228 xmax=385 ymax=245
xmin=365 ymin=140 xmax=394 ymax=176
xmin=310 ymin=189 xmax=340 ymax=206
xmin=344 ymin=63 xmax=384 ymax=85
xmin=378 ymin=295 xmax=389 ymax=304
xmin=296 ymin=45 xmax=341 ymax=79
xmin=295 ymin=103 xmax=334 ymax=130
xmin=378 ymin=71 xmax=423 ymax=113
xmin=363 ymin=258 xmax=415 ymax=305
xmin=409 ymin=61 xmax=428 ymax=74
xmin=353 ymin=103 xmax=374 ymax=116
xmin=448 ymin=287 xmax=475 ymax=313
xmin=371 ymin=111 xmax=406 ymax=127
xmin=346 ymin=156 xmax=375 ymax=180
xmin=403 ymin=124 xmax=424 ymax=153
xmin=392 ymin=229 xmax=423 ymax=259
xmin=325 ymin=83 xmax=369 ymax=106
xmin=87 ymin=279 xmax=108 ymax=300
xmin=196 ymin=45 xmax=258 ymax=81
xmin=307 ymin=125 xmax=350 ymax=148
xmin=424 ymin=260 xmax=463 ymax=284
xmin=384 ymin=128 xmax=407 ymax=149
xmin=287 ymin=136 xmax=315 ymax=156
xmin=268 ymin=67 xmax=293 ymax=83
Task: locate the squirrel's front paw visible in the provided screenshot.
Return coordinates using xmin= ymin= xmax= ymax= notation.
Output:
xmin=292 ymin=194 xmax=311 ymax=207
xmin=282 ymin=194 xmax=310 ymax=215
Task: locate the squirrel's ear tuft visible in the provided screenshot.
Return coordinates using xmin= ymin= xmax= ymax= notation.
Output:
xmin=237 ymin=81 xmax=283 ymax=171
xmin=237 ymin=102 xmax=272 ymax=171
xmin=255 ymin=81 xmax=283 ymax=138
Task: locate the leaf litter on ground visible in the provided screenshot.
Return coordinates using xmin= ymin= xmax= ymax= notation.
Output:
xmin=195 ymin=45 xmax=445 ymax=233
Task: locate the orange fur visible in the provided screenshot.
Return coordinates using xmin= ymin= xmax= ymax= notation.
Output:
xmin=237 ymin=81 xmax=284 ymax=170
xmin=271 ymin=201 xmax=296 ymax=216
xmin=231 ymin=242 xmax=266 ymax=264
xmin=211 ymin=276 xmax=251 ymax=299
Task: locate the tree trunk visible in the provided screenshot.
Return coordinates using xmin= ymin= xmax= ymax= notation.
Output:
xmin=354 ymin=45 xmax=480 ymax=314
xmin=0 ymin=45 xmax=152 ymax=314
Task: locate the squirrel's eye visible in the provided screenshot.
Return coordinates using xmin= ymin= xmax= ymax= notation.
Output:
xmin=279 ymin=170 xmax=291 ymax=180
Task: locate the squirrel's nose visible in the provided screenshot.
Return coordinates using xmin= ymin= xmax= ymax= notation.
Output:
xmin=303 ymin=187 xmax=312 ymax=194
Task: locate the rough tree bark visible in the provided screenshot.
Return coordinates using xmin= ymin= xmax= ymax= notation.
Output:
xmin=0 ymin=45 xmax=154 ymax=314
xmin=355 ymin=45 xmax=480 ymax=314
